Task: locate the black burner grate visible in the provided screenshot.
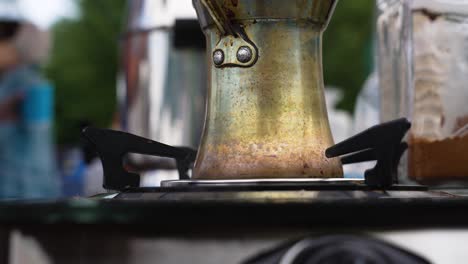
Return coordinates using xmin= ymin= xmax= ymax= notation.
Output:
xmin=82 ymin=118 xmax=417 ymax=192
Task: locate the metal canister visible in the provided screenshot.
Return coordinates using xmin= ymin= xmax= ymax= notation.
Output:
xmin=118 ymin=0 xmax=206 ymax=172
xmin=192 ymin=0 xmax=343 ymax=179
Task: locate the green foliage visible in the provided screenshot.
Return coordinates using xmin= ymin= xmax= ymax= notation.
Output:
xmin=323 ymin=0 xmax=374 ymax=113
xmin=46 ymin=0 xmax=126 ymax=144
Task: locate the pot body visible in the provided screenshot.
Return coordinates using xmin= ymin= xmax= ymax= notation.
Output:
xmin=192 ymin=0 xmax=343 ymax=179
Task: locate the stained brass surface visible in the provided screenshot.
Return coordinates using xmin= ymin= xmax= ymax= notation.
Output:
xmin=193 ymin=0 xmax=343 ymax=179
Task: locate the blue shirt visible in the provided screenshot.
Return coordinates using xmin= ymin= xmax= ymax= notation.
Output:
xmin=0 ymin=65 xmax=60 ymax=199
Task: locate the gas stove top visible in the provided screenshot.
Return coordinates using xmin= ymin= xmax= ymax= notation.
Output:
xmin=2 ymin=117 xmax=467 ymax=264
xmin=83 ymin=118 xmax=424 ymax=195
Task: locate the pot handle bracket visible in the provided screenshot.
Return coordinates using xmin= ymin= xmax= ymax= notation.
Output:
xmin=201 ymin=0 xmax=259 ymax=68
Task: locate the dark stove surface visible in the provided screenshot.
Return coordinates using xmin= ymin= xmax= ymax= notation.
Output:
xmin=112 ymin=178 xmax=432 ymax=201
xmin=87 ymin=186 xmax=463 ymax=231
xmin=0 ymin=187 xmax=464 ymax=230
xmin=110 ymin=180 xmax=443 ymax=207
xmin=115 ymin=189 xmax=451 ymax=204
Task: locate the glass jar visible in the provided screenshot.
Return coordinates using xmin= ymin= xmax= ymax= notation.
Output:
xmin=405 ymin=0 xmax=468 ymax=182
xmin=376 ymin=0 xmax=411 ymax=123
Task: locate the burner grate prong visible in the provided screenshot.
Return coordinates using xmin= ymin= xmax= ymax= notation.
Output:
xmin=326 ymin=118 xmax=411 ymax=188
xmin=81 ymin=127 xmax=196 ymax=191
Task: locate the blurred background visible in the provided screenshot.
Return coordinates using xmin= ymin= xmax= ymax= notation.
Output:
xmin=0 ymin=0 xmax=375 ymax=199
xmin=46 ymin=0 xmax=373 ymax=144
xmin=3 ymin=2 xmax=468 ymax=263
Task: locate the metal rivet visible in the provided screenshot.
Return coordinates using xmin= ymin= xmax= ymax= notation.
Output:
xmin=213 ymin=49 xmax=224 ymax=65
xmin=237 ymin=46 xmax=252 ymax=63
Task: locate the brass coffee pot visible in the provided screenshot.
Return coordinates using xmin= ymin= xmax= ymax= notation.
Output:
xmin=192 ymin=0 xmax=343 ymax=179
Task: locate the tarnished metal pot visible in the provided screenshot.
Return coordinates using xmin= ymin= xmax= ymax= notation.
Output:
xmin=192 ymin=0 xmax=343 ymax=179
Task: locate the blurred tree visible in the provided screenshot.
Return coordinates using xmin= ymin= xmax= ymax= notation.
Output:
xmin=323 ymin=0 xmax=374 ymax=113
xmin=46 ymin=0 xmax=126 ymax=144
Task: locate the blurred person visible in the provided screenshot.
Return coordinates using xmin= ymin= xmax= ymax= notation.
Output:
xmin=0 ymin=19 xmax=59 ymax=199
